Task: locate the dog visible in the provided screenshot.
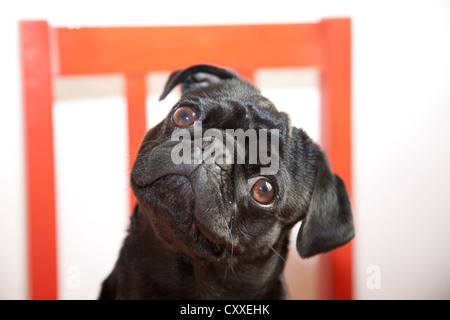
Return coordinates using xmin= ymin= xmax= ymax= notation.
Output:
xmin=98 ymin=64 xmax=354 ymax=300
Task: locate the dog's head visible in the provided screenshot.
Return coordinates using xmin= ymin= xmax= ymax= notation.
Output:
xmin=130 ymin=64 xmax=354 ymax=263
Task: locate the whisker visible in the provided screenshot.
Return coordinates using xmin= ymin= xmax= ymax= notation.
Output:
xmin=227 ymin=214 xmax=237 ymax=277
xmin=137 ymin=139 xmax=163 ymax=148
xmin=269 ymin=246 xmax=286 ymax=263
xmin=217 ymin=266 xmax=228 ymax=300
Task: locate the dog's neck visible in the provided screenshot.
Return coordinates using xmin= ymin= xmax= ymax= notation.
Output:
xmin=126 ymin=206 xmax=290 ymax=299
xmin=191 ymin=244 xmax=288 ymax=299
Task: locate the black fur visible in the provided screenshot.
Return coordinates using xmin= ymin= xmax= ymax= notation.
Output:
xmin=99 ymin=64 xmax=354 ymax=300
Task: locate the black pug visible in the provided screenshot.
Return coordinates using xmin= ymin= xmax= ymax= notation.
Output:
xmin=99 ymin=64 xmax=354 ymax=300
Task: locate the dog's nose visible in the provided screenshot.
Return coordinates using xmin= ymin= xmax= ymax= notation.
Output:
xmin=215 ymin=162 xmax=231 ymax=171
xmin=198 ymin=136 xmax=232 ymax=171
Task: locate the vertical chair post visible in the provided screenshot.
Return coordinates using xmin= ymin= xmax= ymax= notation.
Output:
xmin=125 ymin=74 xmax=147 ymax=214
xmin=320 ymin=18 xmax=353 ymax=300
xmin=20 ymin=21 xmax=58 ymax=300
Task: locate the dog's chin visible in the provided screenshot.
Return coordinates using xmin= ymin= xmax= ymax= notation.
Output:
xmin=132 ymin=173 xmax=232 ymax=262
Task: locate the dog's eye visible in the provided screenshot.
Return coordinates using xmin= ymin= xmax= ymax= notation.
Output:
xmin=248 ymin=177 xmax=275 ymax=205
xmin=173 ymin=106 xmax=197 ymax=127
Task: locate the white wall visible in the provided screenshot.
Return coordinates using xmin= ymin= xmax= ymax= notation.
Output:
xmin=1 ymin=0 xmax=450 ymax=300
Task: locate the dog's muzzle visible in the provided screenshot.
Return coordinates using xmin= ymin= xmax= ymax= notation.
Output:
xmin=131 ymin=139 xmax=238 ymax=259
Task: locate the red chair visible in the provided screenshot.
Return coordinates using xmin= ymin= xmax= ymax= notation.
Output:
xmin=20 ymin=19 xmax=352 ymax=300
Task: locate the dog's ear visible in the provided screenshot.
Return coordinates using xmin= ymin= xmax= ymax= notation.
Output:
xmin=295 ymin=134 xmax=355 ymax=259
xmin=159 ymin=64 xmax=240 ymax=100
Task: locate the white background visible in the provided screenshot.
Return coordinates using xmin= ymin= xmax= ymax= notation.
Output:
xmin=1 ymin=0 xmax=450 ymax=299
